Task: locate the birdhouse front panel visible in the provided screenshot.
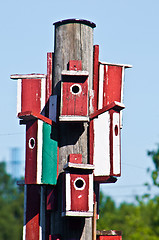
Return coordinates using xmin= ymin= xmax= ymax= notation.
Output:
xmin=60 ymin=71 xmax=89 ymax=121
xmin=62 ymin=172 xmax=93 ymax=217
xmin=98 ymin=63 xmax=124 ymax=109
xmin=93 ymin=110 xmax=121 ymax=180
xmin=13 ymin=74 xmax=46 ymax=116
xmin=25 ymin=119 xmax=58 ymax=185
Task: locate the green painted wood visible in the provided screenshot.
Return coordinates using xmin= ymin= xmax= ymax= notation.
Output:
xmin=42 ymin=122 xmax=58 ymax=184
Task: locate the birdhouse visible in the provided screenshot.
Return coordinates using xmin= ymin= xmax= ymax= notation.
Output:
xmin=96 ymin=230 xmax=122 ymax=240
xmin=25 ymin=119 xmax=58 ymax=185
xmin=60 ymin=60 xmax=89 ymax=121
xmin=62 ymin=154 xmax=94 ymax=217
xmin=11 ymin=74 xmax=46 ymax=117
xmin=89 ymin=50 xmax=132 ymax=182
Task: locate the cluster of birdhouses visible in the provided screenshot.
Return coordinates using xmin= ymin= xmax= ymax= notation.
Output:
xmin=11 ymin=19 xmax=131 ymax=240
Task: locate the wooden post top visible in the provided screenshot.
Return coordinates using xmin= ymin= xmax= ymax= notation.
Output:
xmin=53 ymin=18 xmax=96 ymax=28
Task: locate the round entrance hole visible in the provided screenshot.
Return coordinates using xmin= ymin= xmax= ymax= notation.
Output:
xmin=115 ymin=125 xmax=118 ymax=136
xmin=74 ymin=177 xmax=86 ymax=190
xmin=70 ymin=84 xmax=82 ymax=95
xmin=29 ymin=137 xmax=35 ymax=149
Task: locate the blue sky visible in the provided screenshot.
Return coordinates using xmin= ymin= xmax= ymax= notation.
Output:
xmin=1 ymin=0 xmax=159 ymax=204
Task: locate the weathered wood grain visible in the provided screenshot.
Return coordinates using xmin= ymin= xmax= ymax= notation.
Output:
xmin=51 ymin=19 xmax=96 ymax=240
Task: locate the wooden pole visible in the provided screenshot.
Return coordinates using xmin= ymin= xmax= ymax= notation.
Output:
xmin=51 ymin=19 xmax=96 ymax=240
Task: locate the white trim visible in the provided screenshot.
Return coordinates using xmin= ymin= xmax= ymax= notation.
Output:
xmin=89 ymin=174 xmax=93 ymax=212
xmin=98 ymin=64 xmax=104 ymax=109
xmin=59 ymin=116 xmax=89 ymax=122
xmin=120 ymin=66 xmax=125 ymax=129
xmin=70 ymin=84 xmax=82 ymax=95
xmin=99 ymin=61 xmax=132 ymax=68
xmin=73 ymin=177 xmax=86 ymax=191
xmin=62 ymin=211 xmax=93 ymax=217
xmin=37 ymin=120 xmax=43 ymax=184
xmin=63 ymin=162 xmax=94 ymax=170
xmin=66 ymin=173 xmax=71 ymax=211
xmin=62 ymin=70 xmax=89 ymax=76
xmin=17 ymin=79 xmax=22 ymax=115
xmin=41 ymin=77 xmax=46 ymax=114
xmin=113 ymin=112 xmax=120 ymax=175
xmin=11 ymin=74 xmax=46 ymax=79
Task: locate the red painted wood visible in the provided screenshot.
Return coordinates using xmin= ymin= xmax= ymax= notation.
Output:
xmin=21 ymin=79 xmax=41 ymax=113
xmin=25 ymin=120 xmax=38 ymax=184
xmin=46 ymin=53 xmax=53 ymax=117
xmin=70 ymin=174 xmax=89 ymax=212
xmin=25 ymin=185 xmax=40 ymax=240
xmin=97 ymin=236 xmax=122 ymax=240
xmin=47 ymin=186 xmax=58 ymax=211
xmin=92 ymin=45 xmax=99 ymax=112
xmin=94 ymin=176 xmax=117 ymax=183
xmin=61 ymin=80 xmax=88 ymax=116
xmin=69 ymin=60 xmax=82 ymax=70
xmin=69 ymin=154 xmax=82 ymax=164
xmin=103 ymin=66 xmax=122 ymax=106
xmin=18 ymin=111 xmax=53 ymax=125
xmin=89 ymin=101 xmax=125 ymax=120
xmin=89 ymin=120 xmax=94 ymax=165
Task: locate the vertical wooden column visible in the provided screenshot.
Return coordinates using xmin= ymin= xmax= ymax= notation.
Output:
xmin=51 ymin=19 xmax=96 ymax=240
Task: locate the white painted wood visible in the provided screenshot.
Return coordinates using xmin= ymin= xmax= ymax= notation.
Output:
xmin=120 ymin=66 xmax=125 ymax=129
xmin=63 ymin=162 xmax=94 ymax=170
xmin=49 ymin=95 xmax=57 ymax=123
xmin=62 ymin=70 xmax=89 ymax=76
xmin=99 ymin=61 xmax=132 ymax=68
xmin=11 ymin=74 xmax=46 ymax=79
xmin=59 ymin=116 xmax=89 ymax=122
xmin=89 ymin=174 xmax=93 ymax=212
xmin=113 ymin=112 xmax=120 ymax=175
xmin=41 ymin=78 xmax=46 ymax=115
xmin=17 ymin=79 xmax=22 ymax=115
xmin=98 ymin=64 xmax=104 ymax=110
xmin=37 ymin=120 xmax=43 ymax=184
xmin=65 ymin=173 xmax=71 ymax=211
xmin=94 ymin=111 xmax=110 ymax=176
xmin=62 ymin=211 xmax=93 ymax=217
xmin=23 ymin=185 xmax=27 ymax=240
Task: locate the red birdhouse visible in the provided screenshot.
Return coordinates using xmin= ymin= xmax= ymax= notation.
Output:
xmin=11 ymin=74 xmax=46 ymax=117
xmin=60 ymin=60 xmax=89 ymax=121
xmin=62 ymin=154 xmax=94 ymax=217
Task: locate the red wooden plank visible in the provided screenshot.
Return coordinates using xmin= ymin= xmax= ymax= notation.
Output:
xmin=90 ymin=101 xmax=125 ymax=120
xmin=46 ymin=53 xmax=53 ymax=117
xmin=97 ymin=236 xmax=122 ymax=240
xmin=92 ymin=45 xmax=99 ymax=112
xmin=61 ymin=80 xmax=88 ymax=116
xmin=25 ymin=120 xmax=38 ymax=184
xmin=89 ymin=120 xmax=94 ymax=165
xmin=69 ymin=154 xmax=82 ymax=164
xmin=18 ymin=111 xmax=53 ymax=125
xmin=103 ymin=66 xmax=122 ymax=106
xmin=70 ymin=174 xmax=89 ymax=212
xmin=25 ymin=185 xmax=40 ymax=240
xmin=69 ymin=60 xmax=82 ymax=70
xmin=21 ymin=79 xmax=41 ymax=113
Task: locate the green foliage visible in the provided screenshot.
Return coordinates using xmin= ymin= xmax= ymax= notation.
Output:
xmin=147 ymin=146 xmax=159 ymax=186
xmin=0 ymin=162 xmax=24 ymax=240
xmin=97 ymin=193 xmax=159 ymax=240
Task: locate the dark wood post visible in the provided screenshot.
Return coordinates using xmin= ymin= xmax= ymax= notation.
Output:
xmin=51 ymin=19 xmax=96 ymax=240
